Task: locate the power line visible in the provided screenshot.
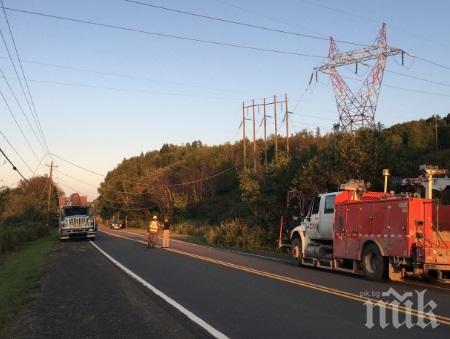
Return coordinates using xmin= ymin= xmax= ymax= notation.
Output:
xmin=99 ymin=199 xmax=157 ymax=211
xmin=1 ymin=0 xmax=50 ymax=153
xmin=383 ymin=83 xmax=450 ymax=99
xmin=291 ymin=85 xmax=310 ymax=113
xmin=55 ymin=176 xmax=80 ymax=195
xmin=292 ymin=112 xmax=336 ymax=121
xmin=296 ymin=0 xmax=450 ymax=50
xmin=51 ymin=155 xmax=236 ymax=195
xmin=0 ymin=85 xmax=40 ymax=162
xmin=0 ymin=129 xmax=34 ymax=174
xmin=415 ymin=56 xmax=450 ymax=72
xmin=55 ymin=168 xmax=100 ymax=188
xmin=9 ymin=76 xmax=241 ymax=101
xmin=339 ymin=74 xmax=450 ymax=99
xmin=49 ymin=153 xmax=105 ymax=177
xmin=33 ymin=152 xmax=48 ymax=176
xmin=5 ymin=5 xmax=450 ymax=86
xmin=168 ymin=167 xmax=235 ymax=187
xmin=386 ymin=69 xmax=450 ymax=88
xmin=0 ymin=5 xmax=324 ymax=58
xmin=124 ymin=0 xmax=364 ymax=47
xmin=0 ymin=56 xmax=255 ymax=95
xmin=0 ymin=65 xmax=46 ymax=153
xmin=0 ymin=146 xmax=29 ymax=182
xmin=0 ymin=15 xmax=46 ymax=151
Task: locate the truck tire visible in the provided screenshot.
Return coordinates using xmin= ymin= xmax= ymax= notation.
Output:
xmin=362 ymin=243 xmax=387 ymax=281
xmin=291 ymin=238 xmax=303 ymax=266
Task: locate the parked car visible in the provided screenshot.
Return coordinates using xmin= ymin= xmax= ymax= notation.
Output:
xmin=110 ymin=220 xmax=124 ymax=229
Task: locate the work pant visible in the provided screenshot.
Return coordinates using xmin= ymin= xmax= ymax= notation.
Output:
xmin=162 ymin=230 xmax=170 ymax=248
xmin=148 ymin=232 xmax=158 ymax=248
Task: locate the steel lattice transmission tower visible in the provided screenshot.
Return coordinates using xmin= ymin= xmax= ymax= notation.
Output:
xmin=314 ymin=23 xmax=406 ymax=131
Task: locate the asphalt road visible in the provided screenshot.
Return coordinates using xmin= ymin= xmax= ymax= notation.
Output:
xmin=11 ymin=239 xmax=210 ymax=339
xmin=12 ymin=228 xmax=450 ymax=339
xmin=94 ymin=228 xmax=450 ymax=339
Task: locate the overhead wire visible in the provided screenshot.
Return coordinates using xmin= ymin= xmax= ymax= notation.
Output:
xmin=124 ymin=0 xmax=364 ymax=47
xmin=2 ymin=6 xmax=449 ymax=98
xmin=385 ymin=69 xmax=450 ymax=88
xmin=50 ymin=152 xmax=236 ymax=196
xmin=0 ymin=65 xmax=46 ymax=153
xmin=0 ymin=56 xmax=255 ymax=95
xmin=1 ymin=5 xmax=324 ymax=59
xmin=32 ymin=152 xmax=48 ymax=176
xmin=0 ymin=146 xmax=28 ymax=182
xmin=0 ymin=0 xmax=50 ymax=153
xmin=296 ymin=0 xmax=450 ymax=50
xmin=12 ymin=76 xmax=241 ymax=101
xmin=49 ymin=153 xmax=106 ymax=177
xmin=0 ymin=130 xmax=33 ymax=175
xmin=414 ymin=56 xmax=450 ymax=72
xmin=0 ymin=82 xmax=40 ymax=162
xmin=55 ymin=176 xmax=80 ymax=194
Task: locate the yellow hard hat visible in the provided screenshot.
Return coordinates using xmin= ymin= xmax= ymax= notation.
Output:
xmin=152 ymin=215 xmax=158 ymax=220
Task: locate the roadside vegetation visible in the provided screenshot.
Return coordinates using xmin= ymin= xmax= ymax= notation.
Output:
xmin=96 ymin=115 xmax=450 ymax=250
xmin=0 ymin=233 xmax=57 ymax=338
xmin=0 ymin=176 xmax=59 ymax=253
xmin=0 ymin=176 xmax=60 ymax=337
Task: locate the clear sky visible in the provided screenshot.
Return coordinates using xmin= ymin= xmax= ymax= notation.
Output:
xmin=1 ymin=0 xmax=449 ymax=199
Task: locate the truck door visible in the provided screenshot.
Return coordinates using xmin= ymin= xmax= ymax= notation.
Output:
xmin=305 ymin=196 xmax=321 ymax=239
xmin=318 ymin=194 xmax=336 ymax=239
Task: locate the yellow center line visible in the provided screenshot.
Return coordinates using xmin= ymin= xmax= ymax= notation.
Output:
xmin=99 ymin=229 xmax=450 ymax=326
xmin=103 ymin=227 xmax=450 ymax=292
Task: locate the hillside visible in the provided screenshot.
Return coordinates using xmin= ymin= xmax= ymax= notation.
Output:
xmin=96 ymin=114 xmax=450 ymax=249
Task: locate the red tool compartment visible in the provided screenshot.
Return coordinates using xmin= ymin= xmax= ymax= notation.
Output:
xmin=333 ymin=196 xmax=439 ymax=262
xmin=426 ymin=204 xmax=450 ymax=266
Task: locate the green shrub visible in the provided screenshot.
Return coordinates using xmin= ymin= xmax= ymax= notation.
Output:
xmin=205 ymin=218 xmax=265 ymax=250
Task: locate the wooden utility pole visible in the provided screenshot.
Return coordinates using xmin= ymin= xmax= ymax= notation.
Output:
xmin=274 ymin=95 xmax=278 ymax=161
xmin=46 ymin=161 xmax=57 ymax=228
xmin=435 ymin=115 xmax=438 ymax=152
xmin=252 ymin=99 xmax=257 ymax=172
xmin=263 ymin=97 xmax=267 ymax=168
xmin=122 ymin=181 xmax=129 ymax=228
xmin=285 ymin=93 xmax=289 ymax=155
xmin=242 ymin=101 xmax=247 ymax=169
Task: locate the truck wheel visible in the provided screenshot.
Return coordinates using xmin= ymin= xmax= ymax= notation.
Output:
xmin=291 ymin=238 xmax=303 ymax=266
xmin=362 ymin=243 xmax=387 ymax=281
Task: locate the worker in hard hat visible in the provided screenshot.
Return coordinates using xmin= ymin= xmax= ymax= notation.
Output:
xmin=147 ymin=215 xmax=160 ymax=248
xmin=162 ymin=217 xmax=170 ymax=248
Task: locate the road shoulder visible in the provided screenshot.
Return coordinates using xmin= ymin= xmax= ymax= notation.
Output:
xmin=10 ymin=239 xmax=211 ymax=338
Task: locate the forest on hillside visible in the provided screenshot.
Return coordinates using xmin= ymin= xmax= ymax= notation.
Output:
xmin=96 ymin=114 xmax=450 ymax=249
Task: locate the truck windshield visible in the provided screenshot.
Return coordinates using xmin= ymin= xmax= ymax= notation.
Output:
xmin=64 ymin=206 xmax=89 ymax=216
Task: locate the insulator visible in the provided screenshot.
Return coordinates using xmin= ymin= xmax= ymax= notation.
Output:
xmin=309 ymin=72 xmax=314 ymax=85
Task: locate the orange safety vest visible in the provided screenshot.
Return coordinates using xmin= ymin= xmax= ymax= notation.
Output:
xmin=148 ymin=220 xmax=159 ymax=233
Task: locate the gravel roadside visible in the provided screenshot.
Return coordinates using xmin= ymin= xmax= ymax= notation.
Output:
xmin=11 ymin=239 xmax=211 ymax=339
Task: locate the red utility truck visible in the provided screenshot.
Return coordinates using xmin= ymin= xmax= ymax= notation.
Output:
xmin=284 ymin=180 xmax=450 ymax=281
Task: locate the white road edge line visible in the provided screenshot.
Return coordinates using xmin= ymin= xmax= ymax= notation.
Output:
xmin=89 ymin=241 xmax=229 ymax=339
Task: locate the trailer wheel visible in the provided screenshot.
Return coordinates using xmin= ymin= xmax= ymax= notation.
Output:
xmin=362 ymin=243 xmax=387 ymax=281
xmin=291 ymin=238 xmax=303 ymax=266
